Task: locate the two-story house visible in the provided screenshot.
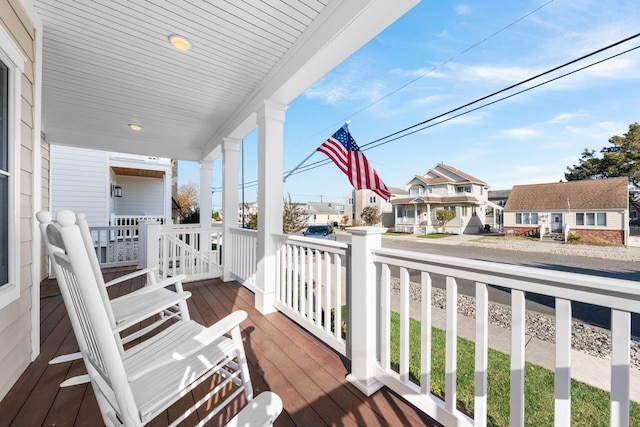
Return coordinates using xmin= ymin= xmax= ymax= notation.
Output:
xmin=344 ymin=187 xmax=406 ymax=227
xmin=391 ymin=163 xmax=493 ymax=234
xmin=50 ymin=145 xmax=175 ymax=227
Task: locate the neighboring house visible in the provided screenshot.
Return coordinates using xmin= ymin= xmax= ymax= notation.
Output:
xmin=238 ymin=202 xmax=258 ymax=226
xmin=344 ymin=187 xmax=406 ymax=227
xmin=391 ymin=164 xmax=494 ymax=234
xmin=50 ymin=146 xmax=175 ymax=227
xmin=305 ymin=202 xmax=344 ymax=226
xmin=503 ymin=177 xmax=629 ymax=245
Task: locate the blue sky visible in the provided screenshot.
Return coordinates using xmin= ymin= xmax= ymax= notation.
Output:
xmin=180 ymin=0 xmax=640 ymax=211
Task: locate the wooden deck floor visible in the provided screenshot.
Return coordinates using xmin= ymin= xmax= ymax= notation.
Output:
xmin=0 ymin=269 xmax=441 ymax=426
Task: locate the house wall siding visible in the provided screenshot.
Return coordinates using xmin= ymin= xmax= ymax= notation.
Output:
xmin=50 ymin=145 xmax=109 ymax=226
xmin=114 ymin=175 xmax=164 ymax=216
xmin=0 ymin=0 xmax=36 ymax=400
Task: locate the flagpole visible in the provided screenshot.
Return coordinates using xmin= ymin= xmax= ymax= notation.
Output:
xmin=283 ymin=121 xmax=350 ymax=182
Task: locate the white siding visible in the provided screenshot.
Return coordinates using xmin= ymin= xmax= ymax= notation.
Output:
xmin=115 ymin=175 xmax=164 ymax=216
xmin=50 ymin=145 xmax=109 ymax=226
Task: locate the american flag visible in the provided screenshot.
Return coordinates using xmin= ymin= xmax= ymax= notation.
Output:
xmin=317 ymin=124 xmax=391 ymax=200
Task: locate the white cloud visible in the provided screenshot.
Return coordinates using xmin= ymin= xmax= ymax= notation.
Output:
xmin=547 ymin=112 xmax=590 ymax=123
xmin=498 ymin=127 xmax=541 ymax=139
xmin=455 ymin=5 xmax=471 ymax=15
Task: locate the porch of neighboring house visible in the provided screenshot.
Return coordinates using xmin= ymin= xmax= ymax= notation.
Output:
xmin=1 ymin=271 xmax=439 ymax=427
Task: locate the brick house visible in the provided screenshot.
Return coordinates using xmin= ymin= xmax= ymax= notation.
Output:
xmin=503 ymin=177 xmax=629 ymax=245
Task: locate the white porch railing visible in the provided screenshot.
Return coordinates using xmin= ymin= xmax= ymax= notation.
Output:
xmin=273 ymin=234 xmax=350 ymax=355
xmin=110 ymin=214 xmax=165 ymax=238
xmin=88 ymin=225 xmax=139 ymax=268
xmin=156 ymin=224 xmax=223 ymax=280
xmin=140 ymin=224 xmax=639 ymax=426
xmin=349 ymin=229 xmax=640 ymax=427
xmin=228 ymin=227 xmax=258 ymax=290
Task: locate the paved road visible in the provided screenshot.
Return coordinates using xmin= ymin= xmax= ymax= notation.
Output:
xmin=336 ymin=232 xmax=640 ymax=334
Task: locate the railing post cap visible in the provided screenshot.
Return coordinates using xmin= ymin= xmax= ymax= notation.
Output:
xmin=347 ymin=226 xmax=386 ymax=236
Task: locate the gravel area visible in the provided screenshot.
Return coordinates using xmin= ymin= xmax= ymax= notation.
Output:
xmin=464 ymin=236 xmax=640 ymax=262
xmin=390 ymin=278 xmax=640 ymax=370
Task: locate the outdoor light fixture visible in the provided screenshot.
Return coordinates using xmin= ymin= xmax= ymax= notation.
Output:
xmin=111 ymin=185 xmax=123 ymax=198
xmin=128 ymin=123 xmax=142 ymax=131
xmin=169 ymin=34 xmax=191 ymax=51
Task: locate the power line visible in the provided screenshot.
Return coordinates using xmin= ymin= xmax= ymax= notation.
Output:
xmin=283 ymin=35 xmax=640 ymax=178
xmin=286 ymin=1 xmax=556 ymax=149
xmin=238 ymin=33 xmax=640 ymax=189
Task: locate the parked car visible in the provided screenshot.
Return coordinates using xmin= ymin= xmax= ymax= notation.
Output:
xmin=303 ymin=224 xmax=336 ymax=240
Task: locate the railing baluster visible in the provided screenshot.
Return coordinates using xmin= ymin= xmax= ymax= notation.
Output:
xmin=555 ymin=298 xmax=572 ymax=427
xmin=420 ymin=271 xmax=432 ymax=395
xmin=315 ymin=250 xmax=322 ymax=327
xmin=285 ymin=244 xmax=292 ymax=307
xmin=511 ymin=289 xmax=526 ymax=427
xmin=293 ymin=245 xmax=299 ymax=312
xmin=380 ymin=264 xmax=391 ymax=371
xmin=333 ymin=253 xmax=342 ymax=340
xmin=307 ymin=248 xmax=314 ymax=321
xmin=299 ymin=246 xmax=306 ymax=317
xmin=324 ymin=251 xmax=332 ymax=333
xmin=445 ymin=276 xmax=458 ymax=413
xmin=475 ymin=282 xmax=489 ymax=427
xmin=400 ymin=267 xmax=410 ymax=383
xmin=611 ymin=309 xmax=630 ymax=427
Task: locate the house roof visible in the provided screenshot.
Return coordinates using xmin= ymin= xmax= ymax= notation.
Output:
xmin=32 ymin=0 xmax=418 ymax=161
xmin=306 ymin=202 xmax=340 ymax=214
xmin=504 ymin=177 xmax=629 ymax=211
xmin=391 ymin=194 xmax=479 ymax=205
xmin=406 ymin=164 xmax=487 ymax=188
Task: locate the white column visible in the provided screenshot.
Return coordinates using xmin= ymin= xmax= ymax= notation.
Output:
xmin=199 ymin=159 xmax=213 ymax=227
xmin=427 ymin=203 xmax=432 ymax=226
xmin=163 ymin=168 xmax=172 ymax=224
xmin=222 ymin=137 xmax=241 ymax=282
xmin=346 ymin=226 xmax=385 ymax=396
xmin=256 ymin=100 xmax=287 ymax=314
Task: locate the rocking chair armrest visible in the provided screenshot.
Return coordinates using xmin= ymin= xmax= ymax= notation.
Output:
xmin=116 ymin=274 xmax=188 ymax=297
xmin=104 ymin=267 xmax=158 ymax=287
xmin=127 ymin=310 xmax=248 ymax=381
xmin=112 ymin=291 xmax=192 ymax=333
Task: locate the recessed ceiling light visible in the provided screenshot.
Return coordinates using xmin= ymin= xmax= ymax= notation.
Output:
xmin=169 ymin=34 xmax=191 ymax=52
xmin=128 ymin=124 xmax=142 ymax=131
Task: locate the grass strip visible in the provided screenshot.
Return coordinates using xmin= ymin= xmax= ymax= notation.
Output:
xmin=388 ymin=312 xmax=640 ymax=426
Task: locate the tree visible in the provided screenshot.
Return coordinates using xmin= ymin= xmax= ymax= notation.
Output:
xmin=435 ymin=209 xmax=456 ymax=233
xmin=360 ymin=206 xmax=380 ymax=226
xmin=177 ymin=182 xmax=199 ymax=221
xmin=565 ymin=123 xmax=640 ymax=187
xmin=283 ymin=194 xmax=308 ymax=233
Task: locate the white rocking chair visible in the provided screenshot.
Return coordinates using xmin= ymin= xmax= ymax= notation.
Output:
xmin=38 ymin=211 xmax=192 ymax=386
xmin=44 ymin=210 xmax=282 ymax=426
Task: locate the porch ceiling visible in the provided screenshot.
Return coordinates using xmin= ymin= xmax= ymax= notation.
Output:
xmin=32 ymin=0 xmax=420 ymax=162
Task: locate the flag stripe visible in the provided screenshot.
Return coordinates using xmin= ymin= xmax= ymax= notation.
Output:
xmin=316 ymin=124 xmax=391 ymax=201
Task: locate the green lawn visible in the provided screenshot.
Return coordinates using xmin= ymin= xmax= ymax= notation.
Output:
xmin=417 ymin=233 xmax=453 ymax=239
xmin=388 ymin=312 xmax=640 ymax=426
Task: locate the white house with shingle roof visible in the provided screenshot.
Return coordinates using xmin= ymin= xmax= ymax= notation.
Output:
xmin=503 ymin=177 xmax=629 ymax=245
xmin=391 ymin=163 xmax=493 ymax=234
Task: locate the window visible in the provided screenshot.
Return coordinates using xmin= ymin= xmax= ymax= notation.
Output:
xmin=369 ymin=196 xmax=376 ymax=204
xmin=409 ymin=187 xmax=421 ymax=196
xmin=461 ymin=206 xmax=468 ymax=216
xmin=576 ymin=212 xmax=606 ymax=227
xmin=348 ymin=198 xmax=354 ymax=205
xmin=515 ymin=212 xmax=538 ymax=224
xmin=456 ymin=185 xmax=471 ymax=193
xmin=0 ymin=26 xmax=24 ymax=309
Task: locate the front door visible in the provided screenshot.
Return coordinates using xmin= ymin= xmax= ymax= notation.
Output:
xmin=550 ymin=213 xmax=563 ymax=233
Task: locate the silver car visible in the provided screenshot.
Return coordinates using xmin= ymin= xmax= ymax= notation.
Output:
xmin=303 ymin=225 xmax=336 ymax=240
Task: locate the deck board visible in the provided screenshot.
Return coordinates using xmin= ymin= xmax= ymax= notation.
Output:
xmin=0 ymin=270 xmax=441 ymax=426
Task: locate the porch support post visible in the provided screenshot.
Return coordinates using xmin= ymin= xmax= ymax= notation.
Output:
xmin=222 ymin=137 xmax=241 ymax=282
xmin=426 ymin=203 xmax=432 ymax=226
xmin=256 ymin=100 xmax=287 ymax=314
xmin=139 ymin=219 xmax=160 ymax=275
xmin=346 ymin=226 xmax=384 ymax=396
xmin=199 ymin=159 xmax=213 ymax=227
